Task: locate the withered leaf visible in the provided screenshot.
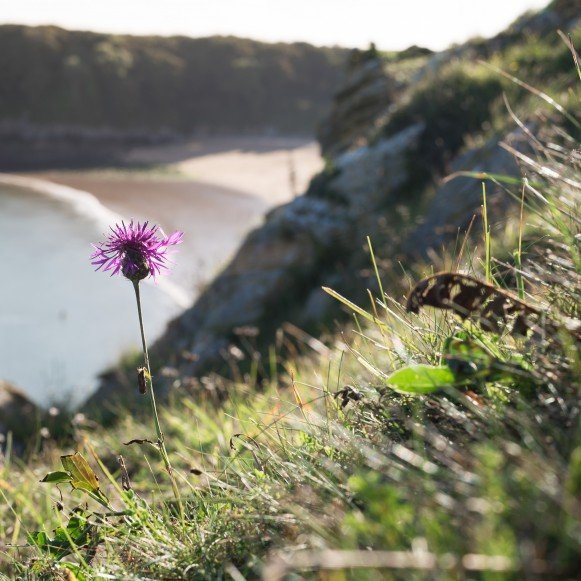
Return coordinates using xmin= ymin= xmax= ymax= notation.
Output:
xmin=123 ymin=438 xmax=155 ymax=446
xmin=117 ymin=455 xmax=131 ymax=491
xmin=405 ymin=272 xmax=564 ymax=341
xmin=137 ymin=366 xmax=150 ymax=395
xmin=334 ymin=385 xmax=363 ymax=408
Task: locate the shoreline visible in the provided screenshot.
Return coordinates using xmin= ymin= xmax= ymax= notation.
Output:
xmin=1 ymin=134 xmax=323 ymax=296
xmin=19 ymin=134 xmax=322 ymax=209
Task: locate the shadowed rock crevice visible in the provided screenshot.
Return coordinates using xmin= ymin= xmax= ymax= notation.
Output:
xmin=0 ymin=381 xmax=38 ymax=452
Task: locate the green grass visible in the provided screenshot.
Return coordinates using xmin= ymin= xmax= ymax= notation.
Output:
xmin=374 ymin=27 xmax=580 ymax=202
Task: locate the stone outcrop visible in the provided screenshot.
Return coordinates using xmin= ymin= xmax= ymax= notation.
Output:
xmin=0 ymin=381 xmax=38 ymax=451
xmin=317 ymin=45 xmax=432 ymax=159
xmin=317 ymin=49 xmax=401 ymax=158
xmin=404 ymin=127 xmax=531 ymax=260
xmin=329 ymin=124 xmax=423 ymax=209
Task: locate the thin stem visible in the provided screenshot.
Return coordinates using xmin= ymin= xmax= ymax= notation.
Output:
xmin=132 ymin=281 xmax=183 ymax=517
xmin=515 ymin=180 xmax=526 ymax=299
xmin=482 ymin=182 xmax=492 ymax=284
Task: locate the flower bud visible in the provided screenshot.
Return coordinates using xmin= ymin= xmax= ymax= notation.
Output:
xmin=137 ymin=367 xmax=147 ymax=395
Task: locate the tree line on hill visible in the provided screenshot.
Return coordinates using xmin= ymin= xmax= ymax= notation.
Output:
xmin=0 ymin=25 xmax=349 ymax=136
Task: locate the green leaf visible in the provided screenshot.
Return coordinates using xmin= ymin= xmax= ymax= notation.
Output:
xmin=41 ymin=471 xmax=73 ymax=484
xmin=62 ymin=511 xmax=89 ymax=539
xmin=60 ymin=452 xmax=110 ymax=507
xmin=29 ymin=508 xmax=96 ymax=561
xmin=444 ymin=332 xmax=533 ymax=385
xmin=385 ymin=365 xmax=456 ymax=394
xmin=27 ymin=529 xmax=69 ymax=558
xmin=27 ymin=530 xmax=49 ymax=549
xmin=61 ymin=453 xmax=99 ymax=490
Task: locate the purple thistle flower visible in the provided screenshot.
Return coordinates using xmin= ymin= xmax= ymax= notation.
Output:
xmin=91 ymin=220 xmax=183 ymax=281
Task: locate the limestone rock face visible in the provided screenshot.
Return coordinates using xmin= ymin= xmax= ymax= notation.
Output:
xmin=405 ymin=128 xmax=531 ymax=259
xmin=330 ymin=123 xmax=424 ymax=211
xmin=317 ymin=50 xmax=402 ymax=158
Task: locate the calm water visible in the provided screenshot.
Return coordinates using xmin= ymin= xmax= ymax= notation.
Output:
xmin=0 ymin=179 xmax=192 ymax=407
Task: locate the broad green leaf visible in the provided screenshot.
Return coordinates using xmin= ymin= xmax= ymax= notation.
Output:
xmin=61 ymin=511 xmax=89 ymax=539
xmin=40 ymin=471 xmax=72 ymax=484
xmin=61 ymin=453 xmax=100 ymax=492
xmin=27 ymin=530 xmax=49 ymax=549
xmin=61 ymin=452 xmax=110 ymax=506
xmin=27 ymin=529 xmax=69 ymax=558
xmin=444 ymin=332 xmax=533 ymax=384
xmin=29 ymin=508 xmax=95 ymax=561
xmin=52 ymin=525 xmax=73 ymax=544
xmin=385 ymin=365 xmax=456 ymax=394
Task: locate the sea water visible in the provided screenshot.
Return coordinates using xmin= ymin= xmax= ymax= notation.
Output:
xmin=0 ymin=177 xmax=191 ymax=407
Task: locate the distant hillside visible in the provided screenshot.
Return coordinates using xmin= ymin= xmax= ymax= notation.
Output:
xmin=0 ymin=25 xmax=348 ymax=135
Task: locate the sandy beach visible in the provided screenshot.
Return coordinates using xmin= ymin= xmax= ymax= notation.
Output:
xmin=30 ymin=136 xmax=323 ymax=288
xmin=35 ymin=135 xmax=322 ymax=218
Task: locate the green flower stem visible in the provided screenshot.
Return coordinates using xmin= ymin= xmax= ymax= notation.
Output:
xmin=132 ymin=281 xmax=183 ymax=517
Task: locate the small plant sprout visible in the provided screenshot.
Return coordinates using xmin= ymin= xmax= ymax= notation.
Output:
xmin=91 ymin=220 xmax=183 ymax=511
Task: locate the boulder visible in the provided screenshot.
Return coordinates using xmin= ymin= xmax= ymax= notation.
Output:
xmin=330 ymin=123 xmax=424 ymax=211
xmin=0 ymin=380 xmax=38 ymax=451
xmin=404 ymin=127 xmax=531 ymax=259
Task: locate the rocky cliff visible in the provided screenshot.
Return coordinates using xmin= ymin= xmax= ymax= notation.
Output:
xmin=84 ymin=0 xmax=579 ymax=410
